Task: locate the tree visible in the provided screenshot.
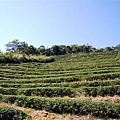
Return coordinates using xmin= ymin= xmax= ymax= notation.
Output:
xmin=25 ymin=45 xmax=38 ymax=55
xmin=5 ymin=39 xmax=28 ymax=53
xmin=5 ymin=39 xmax=19 ymax=52
xmin=45 ymin=48 xmax=51 ymax=56
xmin=38 ymin=45 xmax=45 ymax=55
xmin=59 ymin=45 xmax=66 ymax=55
xmin=18 ymin=41 xmax=28 ymax=52
xmin=70 ymin=44 xmax=79 ymax=53
xmin=51 ymin=45 xmax=61 ymax=55
xmin=104 ymin=46 xmax=114 ymax=51
xmin=115 ymin=44 xmax=120 ymax=51
xmin=66 ymin=46 xmax=72 ymax=54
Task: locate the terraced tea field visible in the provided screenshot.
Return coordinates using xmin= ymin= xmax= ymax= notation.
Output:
xmin=0 ymin=51 xmax=120 ymax=119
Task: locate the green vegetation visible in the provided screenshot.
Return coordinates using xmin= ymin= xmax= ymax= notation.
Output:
xmin=0 ymin=41 xmax=120 ymax=119
xmin=0 ymin=106 xmax=28 ymax=120
xmin=115 ymin=44 xmax=120 ymax=60
xmin=0 ymin=52 xmax=55 ymax=63
xmin=4 ymin=39 xmax=95 ymax=55
xmin=0 ymin=95 xmax=120 ymax=119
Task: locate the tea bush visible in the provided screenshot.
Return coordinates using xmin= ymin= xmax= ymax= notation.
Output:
xmin=0 ymin=95 xmax=119 ymax=119
xmin=0 ymin=106 xmax=28 ymax=120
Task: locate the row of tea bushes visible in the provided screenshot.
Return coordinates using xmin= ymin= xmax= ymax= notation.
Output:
xmin=1 ymin=79 xmax=120 ymax=88
xmin=0 ymin=85 xmax=119 ymax=97
xmin=1 ymin=72 xmax=120 ymax=84
xmin=0 ymin=71 xmax=119 ymax=83
xmin=85 ymin=72 xmax=120 ymax=80
xmin=0 ymin=77 xmax=80 ymax=84
xmin=69 ymin=79 xmax=120 ymax=88
xmin=0 ymin=87 xmax=75 ymax=97
xmin=1 ymin=71 xmax=119 ymax=82
xmin=81 ymin=85 xmax=120 ymax=97
xmin=0 ymin=106 xmax=29 ymax=120
xmin=0 ymin=94 xmax=119 ymax=119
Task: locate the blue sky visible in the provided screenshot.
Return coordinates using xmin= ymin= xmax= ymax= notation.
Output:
xmin=0 ymin=0 xmax=120 ymax=52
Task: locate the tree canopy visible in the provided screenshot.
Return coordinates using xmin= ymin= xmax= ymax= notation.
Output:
xmin=5 ymin=39 xmax=28 ymax=53
xmin=4 ymin=39 xmax=118 ymax=56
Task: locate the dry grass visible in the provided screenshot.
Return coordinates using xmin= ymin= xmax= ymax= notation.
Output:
xmin=75 ymin=95 xmax=120 ymax=103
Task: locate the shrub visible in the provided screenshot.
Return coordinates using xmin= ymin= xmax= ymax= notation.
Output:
xmin=0 ymin=106 xmax=28 ymax=120
xmin=0 ymin=52 xmax=55 ymax=63
xmin=0 ymin=95 xmax=120 ymax=119
xmin=82 ymin=85 xmax=120 ymax=97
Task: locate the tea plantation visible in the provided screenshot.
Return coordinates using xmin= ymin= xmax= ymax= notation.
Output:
xmin=0 ymin=51 xmax=120 ymax=119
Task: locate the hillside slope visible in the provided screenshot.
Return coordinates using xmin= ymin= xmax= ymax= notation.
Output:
xmin=0 ymin=51 xmax=120 ymax=119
